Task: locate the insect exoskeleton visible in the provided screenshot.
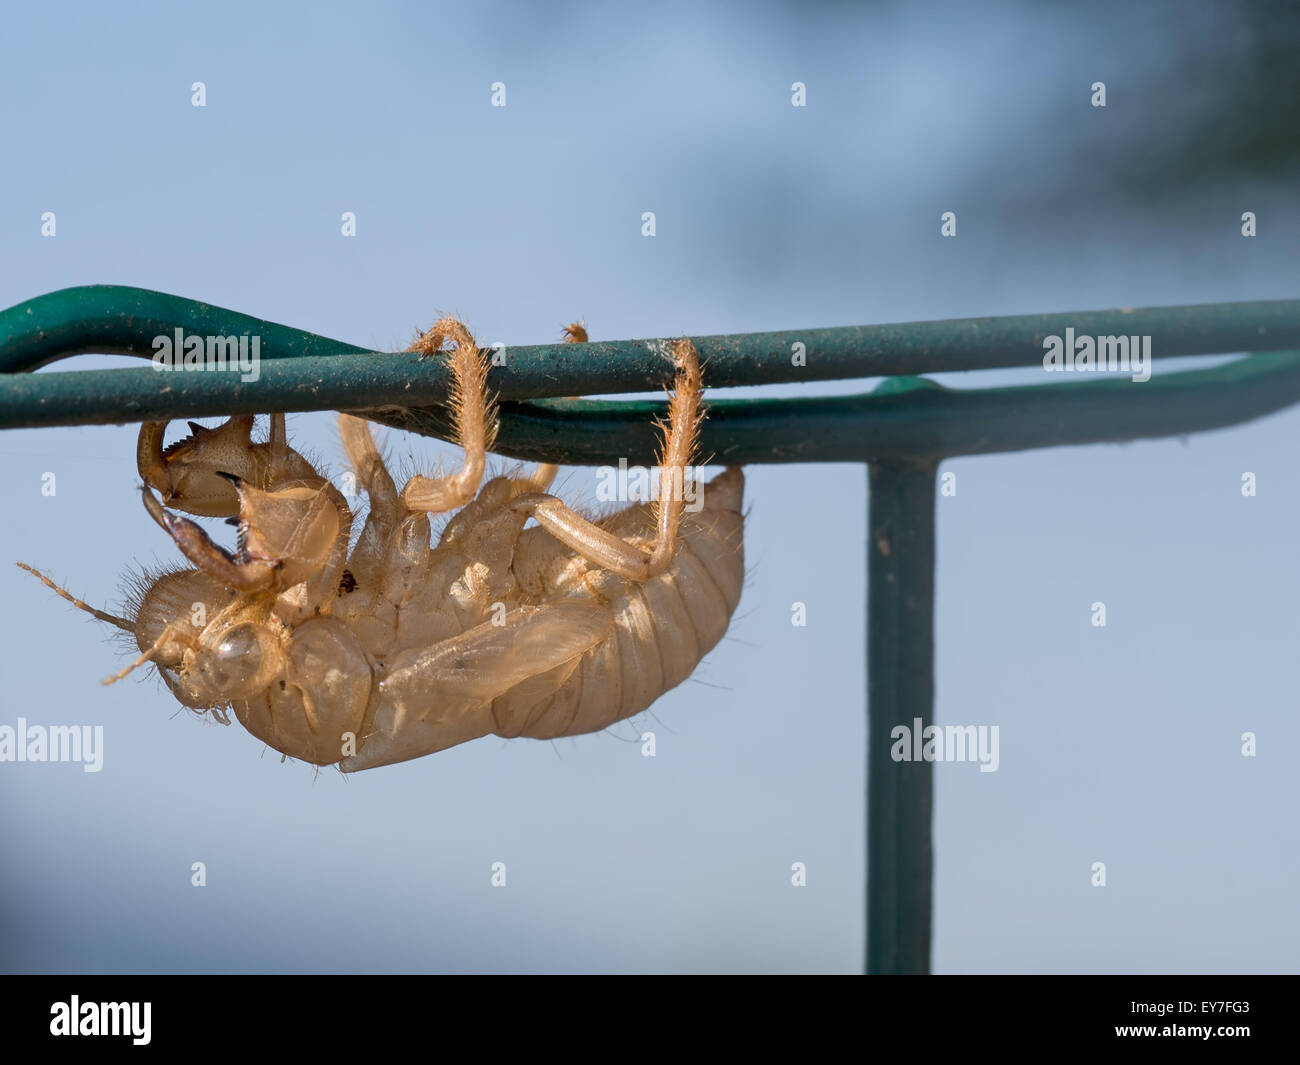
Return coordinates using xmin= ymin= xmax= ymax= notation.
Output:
xmin=18 ymin=318 xmax=745 ymax=772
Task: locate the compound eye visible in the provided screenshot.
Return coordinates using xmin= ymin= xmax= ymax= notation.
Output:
xmin=193 ymin=623 xmax=280 ymax=699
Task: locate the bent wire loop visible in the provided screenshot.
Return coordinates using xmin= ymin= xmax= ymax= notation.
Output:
xmin=2 ymin=285 xmax=1300 ymax=461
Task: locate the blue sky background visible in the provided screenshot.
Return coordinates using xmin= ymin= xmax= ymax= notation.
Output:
xmin=1 ymin=1 xmax=1297 ymax=973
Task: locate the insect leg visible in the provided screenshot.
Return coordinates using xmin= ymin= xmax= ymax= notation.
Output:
xmin=507 ymin=338 xmax=704 ymax=582
xmin=269 ymin=411 xmax=286 ymax=451
xmin=336 ymin=411 xmax=430 ymax=603
xmin=514 ymin=462 xmax=558 ymax=494
xmin=142 ymin=486 xmax=280 ymax=591
xmin=265 ymin=412 xmax=293 ymax=480
xmin=136 ymin=421 xmax=170 ymax=492
xmin=338 ymin=413 xmax=400 ymax=516
xmin=400 ymin=317 xmax=497 ymax=514
xmin=501 ymin=318 xmax=594 ymax=495
xmin=136 ymin=416 xmax=257 ymax=514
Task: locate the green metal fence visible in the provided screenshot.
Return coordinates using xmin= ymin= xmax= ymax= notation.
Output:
xmin=6 ymin=285 xmax=1299 ymax=973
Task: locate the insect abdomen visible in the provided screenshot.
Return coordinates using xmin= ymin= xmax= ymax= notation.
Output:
xmin=492 ymin=467 xmax=745 ymax=739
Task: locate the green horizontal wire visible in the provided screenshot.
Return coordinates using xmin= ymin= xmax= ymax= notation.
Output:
xmin=376 ymin=351 xmax=1300 ymax=465
xmin=3 ymin=284 xmax=1300 ymax=463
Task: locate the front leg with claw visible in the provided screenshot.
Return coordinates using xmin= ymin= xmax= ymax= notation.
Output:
xmin=137 ymin=413 xmax=319 ymax=518
xmin=141 ymin=474 xmax=341 ymax=596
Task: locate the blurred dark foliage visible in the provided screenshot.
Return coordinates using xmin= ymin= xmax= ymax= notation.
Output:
xmin=1124 ymin=0 xmax=1300 ymax=191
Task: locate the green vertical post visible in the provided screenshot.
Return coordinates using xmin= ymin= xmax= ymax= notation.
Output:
xmin=866 ymin=455 xmax=938 ymax=975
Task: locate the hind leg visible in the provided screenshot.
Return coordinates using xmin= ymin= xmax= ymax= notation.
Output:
xmin=508 ymin=338 xmax=704 ymax=582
